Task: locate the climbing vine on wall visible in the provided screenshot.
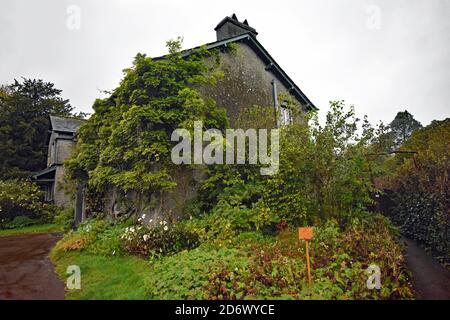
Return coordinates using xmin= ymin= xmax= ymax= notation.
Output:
xmin=66 ymin=39 xmax=229 ymax=214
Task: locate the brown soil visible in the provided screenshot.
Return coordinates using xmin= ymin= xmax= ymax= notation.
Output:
xmin=0 ymin=233 xmax=65 ymax=300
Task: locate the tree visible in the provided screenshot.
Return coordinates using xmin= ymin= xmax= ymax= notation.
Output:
xmin=387 ymin=110 xmax=422 ymax=151
xmin=66 ymin=39 xmax=228 ymax=215
xmin=0 ymin=78 xmax=76 ymax=179
xmin=387 ymin=118 xmax=450 ymax=262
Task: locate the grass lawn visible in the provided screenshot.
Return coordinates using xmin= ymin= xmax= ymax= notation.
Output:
xmin=50 ymin=250 xmax=150 ymax=300
xmin=0 ymin=223 xmax=64 ymax=237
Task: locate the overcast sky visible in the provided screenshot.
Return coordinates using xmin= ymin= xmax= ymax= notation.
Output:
xmin=1 ymin=0 xmax=449 ymax=126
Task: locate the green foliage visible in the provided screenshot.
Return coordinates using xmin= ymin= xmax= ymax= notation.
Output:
xmin=0 ymin=179 xmax=57 ymax=227
xmin=121 ymin=218 xmax=200 ymax=258
xmin=199 ymin=101 xmax=381 ymax=226
xmin=386 ymin=110 xmax=422 ymax=151
xmin=54 ymin=219 xmax=125 ymax=256
xmin=53 ymin=208 xmax=74 ymax=231
xmin=54 ymin=216 xmax=199 ymax=258
xmin=66 ymin=39 xmax=228 ymax=215
xmin=2 ymin=216 xmax=37 ymax=229
xmin=146 ymin=245 xmax=248 ymax=299
xmin=387 ymin=119 xmax=450 ymax=263
xmin=0 ymin=78 xmax=79 ymax=179
xmin=145 ymin=213 xmax=413 ymax=300
xmin=205 ymin=216 xmax=412 ymax=300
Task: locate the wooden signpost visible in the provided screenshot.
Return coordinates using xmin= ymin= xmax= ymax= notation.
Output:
xmin=298 ymin=227 xmax=314 ymax=285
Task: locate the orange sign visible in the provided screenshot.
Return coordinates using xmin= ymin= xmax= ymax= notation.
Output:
xmin=298 ymin=227 xmax=314 ymax=241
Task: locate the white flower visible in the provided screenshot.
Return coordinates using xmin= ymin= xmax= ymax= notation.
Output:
xmin=149 ymin=219 xmax=153 ymax=223
xmin=143 ymin=234 xmax=150 ymax=241
xmin=141 ymin=214 xmax=146 ymax=219
xmin=163 ymin=226 xmax=169 ymax=231
xmin=159 ymin=221 xmax=163 ymax=225
xmin=163 ymin=220 xmax=167 ymax=225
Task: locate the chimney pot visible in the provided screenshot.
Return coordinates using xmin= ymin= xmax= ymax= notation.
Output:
xmin=214 ymin=15 xmax=258 ymax=41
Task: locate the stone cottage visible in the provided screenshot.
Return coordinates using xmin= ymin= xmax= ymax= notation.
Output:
xmin=32 ymin=115 xmax=84 ymax=208
xmin=33 ymin=15 xmax=316 ymax=224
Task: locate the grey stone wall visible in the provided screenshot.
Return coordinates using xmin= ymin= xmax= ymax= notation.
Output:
xmin=54 ymin=166 xmax=71 ymax=208
xmin=47 ymin=132 xmax=56 ymax=166
xmin=55 ymin=137 xmax=76 ymax=164
xmin=199 ymin=42 xmax=307 ymax=127
xmin=47 ymin=134 xmax=76 ymax=208
xmin=47 ymin=133 xmax=76 ymax=166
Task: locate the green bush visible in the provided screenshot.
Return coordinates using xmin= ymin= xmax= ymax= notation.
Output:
xmin=86 ymin=224 xmax=125 ymax=256
xmin=121 ymin=218 xmax=200 ymax=258
xmin=146 ymin=245 xmax=248 ymax=299
xmin=391 ymin=182 xmax=449 ymax=263
xmin=198 ymin=102 xmax=380 ymax=227
xmin=2 ymin=215 xmax=37 ymax=229
xmin=144 ymin=213 xmax=413 ymax=300
xmin=54 ymin=219 xmax=125 ymax=256
xmin=386 ymin=119 xmax=450 ymax=263
xmin=206 ymin=215 xmax=413 ymax=300
xmin=0 ymin=179 xmax=57 ymax=228
xmin=53 ymin=208 xmax=74 ymax=231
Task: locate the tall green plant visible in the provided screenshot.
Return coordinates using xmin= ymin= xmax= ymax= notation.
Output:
xmin=66 ymin=39 xmax=228 ymax=215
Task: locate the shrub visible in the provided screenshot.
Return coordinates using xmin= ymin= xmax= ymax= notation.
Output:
xmin=198 ymin=102 xmax=381 ymax=227
xmin=54 ymin=233 xmax=90 ymax=252
xmin=1 ymin=215 xmax=37 ymax=229
xmin=0 ymin=179 xmax=57 ymax=226
xmin=121 ymin=218 xmax=200 ymax=258
xmin=391 ymin=183 xmax=449 ymax=263
xmin=146 ymin=245 xmax=248 ymax=299
xmin=53 ymin=208 xmax=74 ymax=231
xmin=386 ymin=119 xmax=450 ymax=263
xmin=203 ymin=215 xmax=413 ymax=300
xmin=143 ymin=213 xmax=413 ymax=300
xmin=86 ymin=224 xmax=125 ymax=256
xmin=53 ymin=219 xmax=125 ymax=257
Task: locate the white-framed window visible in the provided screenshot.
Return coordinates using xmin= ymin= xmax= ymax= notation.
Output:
xmin=280 ymin=101 xmax=292 ymax=126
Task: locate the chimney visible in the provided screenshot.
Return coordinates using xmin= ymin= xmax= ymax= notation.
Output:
xmin=214 ymin=14 xmax=258 ymax=41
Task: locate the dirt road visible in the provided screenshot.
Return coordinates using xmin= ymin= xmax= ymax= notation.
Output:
xmin=404 ymin=238 xmax=450 ymax=300
xmin=0 ymin=233 xmax=65 ymax=300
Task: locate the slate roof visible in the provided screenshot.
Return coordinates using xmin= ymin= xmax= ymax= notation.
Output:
xmin=50 ymin=115 xmax=84 ymax=134
xmin=32 ymin=165 xmax=56 ymax=180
